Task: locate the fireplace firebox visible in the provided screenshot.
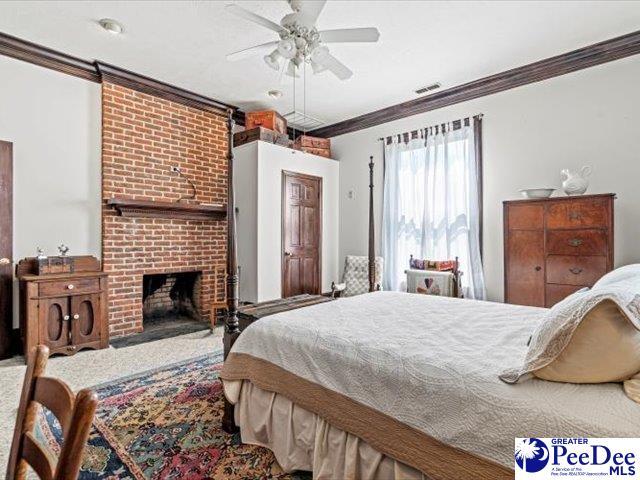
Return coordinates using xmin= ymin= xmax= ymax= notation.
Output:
xmin=142 ymin=272 xmax=202 ymax=326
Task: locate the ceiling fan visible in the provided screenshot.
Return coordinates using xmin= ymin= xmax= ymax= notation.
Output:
xmin=225 ymin=0 xmax=380 ymax=80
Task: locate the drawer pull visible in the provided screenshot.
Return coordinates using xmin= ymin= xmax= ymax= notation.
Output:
xmin=67 ymin=284 xmax=74 ymax=290
xmin=568 ymin=238 xmax=583 ymax=247
xmin=568 ymin=211 xmax=581 ymax=220
xmin=569 ymin=267 xmax=583 ymax=275
xmin=73 ymin=314 xmax=80 ymax=320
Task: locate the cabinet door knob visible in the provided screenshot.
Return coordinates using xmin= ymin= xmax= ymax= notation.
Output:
xmin=67 ymin=284 xmax=74 ymax=290
xmin=568 ymin=238 xmax=583 ymax=247
xmin=0 ymin=257 xmax=11 ymax=265
xmin=569 ymin=267 xmax=583 ymax=275
xmin=63 ymin=315 xmax=70 ymax=321
xmin=284 ymin=251 xmax=292 ymax=256
xmin=73 ymin=314 xmax=80 ymax=320
xmin=535 ymin=266 xmax=542 ymax=271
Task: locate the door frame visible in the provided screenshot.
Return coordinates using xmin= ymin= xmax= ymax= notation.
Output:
xmin=0 ymin=140 xmax=12 ymax=358
xmin=281 ymin=170 xmax=322 ymax=297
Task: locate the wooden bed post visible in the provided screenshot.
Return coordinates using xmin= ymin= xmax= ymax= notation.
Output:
xmin=222 ymin=109 xmax=240 ymax=433
xmin=368 ymin=155 xmax=376 ymax=293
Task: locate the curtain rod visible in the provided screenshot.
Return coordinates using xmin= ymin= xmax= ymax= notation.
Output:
xmin=377 ymin=113 xmax=483 ymax=142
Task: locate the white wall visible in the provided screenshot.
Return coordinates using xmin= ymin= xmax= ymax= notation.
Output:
xmin=234 ymin=141 xmax=340 ymax=302
xmin=0 ymin=56 xmax=102 ymax=325
xmin=332 ymin=56 xmax=640 ymax=302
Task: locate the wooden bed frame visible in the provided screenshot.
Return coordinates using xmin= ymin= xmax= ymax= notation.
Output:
xmin=221 ymin=113 xmax=377 ymax=432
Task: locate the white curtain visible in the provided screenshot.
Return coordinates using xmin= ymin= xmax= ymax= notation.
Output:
xmin=381 ymin=122 xmax=486 ymax=299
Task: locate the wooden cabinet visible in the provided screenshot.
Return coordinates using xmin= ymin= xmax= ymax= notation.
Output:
xmin=18 ymin=257 xmax=108 ymax=358
xmin=504 ymin=193 xmax=615 ymax=307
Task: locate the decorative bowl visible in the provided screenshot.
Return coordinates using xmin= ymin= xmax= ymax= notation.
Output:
xmin=519 ymin=188 xmax=555 ymax=199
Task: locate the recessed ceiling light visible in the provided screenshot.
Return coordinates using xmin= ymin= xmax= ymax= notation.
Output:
xmin=99 ymin=18 xmax=124 ymax=35
xmin=268 ymin=90 xmax=283 ymax=99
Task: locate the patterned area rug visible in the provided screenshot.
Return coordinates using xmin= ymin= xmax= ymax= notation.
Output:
xmin=36 ymin=353 xmax=311 ymax=479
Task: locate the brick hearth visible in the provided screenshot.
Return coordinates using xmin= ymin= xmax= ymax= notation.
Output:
xmin=101 ymin=82 xmax=228 ymax=337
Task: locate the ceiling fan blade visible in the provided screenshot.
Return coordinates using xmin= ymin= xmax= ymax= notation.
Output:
xmin=321 ymin=53 xmax=353 ymax=80
xmin=226 ymin=41 xmax=279 ymax=61
xmin=225 ymin=4 xmax=285 ymax=33
xmin=319 ymin=27 xmax=380 ymax=43
xmin=295 ymin=0 xmax=327 ymax=26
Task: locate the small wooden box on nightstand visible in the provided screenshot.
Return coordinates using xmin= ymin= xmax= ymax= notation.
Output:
xmin=17 ymin=256 xmax=109 ymax=360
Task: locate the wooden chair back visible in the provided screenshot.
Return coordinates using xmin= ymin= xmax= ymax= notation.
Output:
xmin=6 ymin=345 xmax=98 ymax=480
xmin=210 ymin=264 xmax=228 ymax=329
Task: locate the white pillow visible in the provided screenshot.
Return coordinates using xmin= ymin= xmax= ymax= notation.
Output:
xmin=501 ymin=265 xmax=640 ymax=403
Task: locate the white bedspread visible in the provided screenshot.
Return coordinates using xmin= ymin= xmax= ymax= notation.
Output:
xmin=229 ymin=291 xmax=640 ymax=467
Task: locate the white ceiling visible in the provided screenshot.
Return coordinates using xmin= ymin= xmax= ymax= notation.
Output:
xmin=0 ymin=1 xmax=639 ymax=126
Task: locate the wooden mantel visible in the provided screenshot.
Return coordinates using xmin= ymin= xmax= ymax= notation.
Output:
xmin=106 ymin=198 xmax=227 ymax=220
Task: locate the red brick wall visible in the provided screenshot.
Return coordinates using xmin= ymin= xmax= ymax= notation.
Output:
xmin=101 ymin=82 xmax=227 ymax=336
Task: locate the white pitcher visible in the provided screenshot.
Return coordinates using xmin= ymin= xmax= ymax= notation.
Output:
xmin=561 ymin=166 xmax=592 ymax=196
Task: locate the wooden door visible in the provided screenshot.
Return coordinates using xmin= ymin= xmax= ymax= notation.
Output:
xmin=39 ymin=297 xmax=70 ymax=351
xmin=282 ymin=171 xmax=322 ymax=297
xmin=71 ymin=294 xmax=101 ymax=345
xmin=0 ymin=141 xmax=12 ymax=359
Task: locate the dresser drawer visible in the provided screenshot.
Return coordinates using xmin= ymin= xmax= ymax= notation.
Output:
xmin=39 ymin=277 xmax=100 ymax=297
xmin=546 ymin=229 xmax=607 ymax=256
xmin=546 ymin=255 xmax=607 ymax=286
xmin=545 ymin=284 xmax=585 ymax=307
xmin=546 ymin=198 xmax=610 ymax=229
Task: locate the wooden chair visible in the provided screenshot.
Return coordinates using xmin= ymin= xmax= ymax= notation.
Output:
xmin=6 ymin=345 xmax=98 ymax=480
xmin=210 ymin=264 xmax=228 ymax=330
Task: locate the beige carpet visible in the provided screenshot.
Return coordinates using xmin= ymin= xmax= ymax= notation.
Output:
xmin=0 ymin=328 xmax=224 ymax=474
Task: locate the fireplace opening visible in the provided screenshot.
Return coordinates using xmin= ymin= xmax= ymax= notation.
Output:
xmin=142 ymin=271 xmax=202 ymax=328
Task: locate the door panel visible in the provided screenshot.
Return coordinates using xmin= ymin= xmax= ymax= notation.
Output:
xmin=39 ymin=298 xmax=70 ymax=350
xmin=71 ymin=294 xmax=101 ymax=344
xmin=282 ymin=172 xmax=322 ymax=298
xmin=0 ymin=141 xmax=11 ymax=359
xmin=506 ymin=230 xmax=545 ymax=307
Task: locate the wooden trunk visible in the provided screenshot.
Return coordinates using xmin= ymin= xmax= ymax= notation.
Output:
xmin=246 ymin=110 xmax=287 ymax=135
xmin=503 ymin=193 xmax=615 ymax=308
xmin=294 ymin=135 xmax=331 ymax=150
xmin=17 ymin=257 xmax=109 ymax=360
xmin=233 ymin=127 xmax=291 ymax=148
xmin=296 ymin=146 xmax=332 ymax=158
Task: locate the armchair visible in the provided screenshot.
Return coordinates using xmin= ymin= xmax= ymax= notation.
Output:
xmin=331 ymin=255 xmax=384 ymax=298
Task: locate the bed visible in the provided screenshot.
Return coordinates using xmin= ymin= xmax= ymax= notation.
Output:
xmin=219 ymin=124 xmax=640 ymax=478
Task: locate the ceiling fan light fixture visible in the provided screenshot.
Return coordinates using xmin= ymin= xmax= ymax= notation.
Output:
xmin=277 ymin=38 xmax=297 ymax=59
xmin=310 ymin=45 xmax=329 ymax=63
xmin=264 ymin=49 xmax=282 ymax=70
xmin=285 ymin=60 xmax=300 ymax=78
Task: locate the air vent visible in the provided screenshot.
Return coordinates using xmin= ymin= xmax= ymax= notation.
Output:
xmin=415 ymin=83 xmax=441 ymax=95
xmin=283 ymin=110 xmax=325 ymax=131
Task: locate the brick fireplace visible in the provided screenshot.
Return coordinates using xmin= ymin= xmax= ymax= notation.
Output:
xmin=101 ymin=82 xmax=228 ymax=337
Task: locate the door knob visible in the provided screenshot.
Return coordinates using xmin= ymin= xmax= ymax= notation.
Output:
xmin=0 ymin=257 xmax=10 ymax=265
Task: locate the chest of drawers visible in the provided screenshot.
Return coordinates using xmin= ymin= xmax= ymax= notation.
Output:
xmin=504 ymin=193 xmax=615 ymax=307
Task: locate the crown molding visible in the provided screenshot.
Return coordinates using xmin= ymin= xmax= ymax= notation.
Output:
xmin=0 ymin=31 xmax=240 ymax=117
xmin=95 ymin=62 xmax=236 ymax=116
xmin=0 ymin=31 xmax=100 ymax=82
xmin=307 ymin=30 xmax=640 ymax=138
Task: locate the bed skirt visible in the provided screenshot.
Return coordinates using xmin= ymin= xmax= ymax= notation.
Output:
xmin=224 ymin=379 xmax=427 ymax=480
